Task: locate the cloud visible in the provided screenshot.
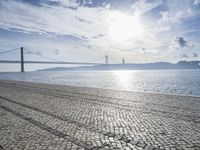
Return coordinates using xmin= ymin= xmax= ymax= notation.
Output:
xmin=180 ymin=52 xmax=199 ymax=59
xmin=171 ymin=36 xmax=187 ymax=49
xmin=181 ymin=54 xmax=189 ymax=58
xmin=158 ymin=0 xmax=200 ymax=25
xmin=193 ymin=52 xmax=198 ymax=57
xmin=48 ymin=0 xmax=80 ymax=7
xmin=54 ymin=49 xmax=59 ymax=55
xmin=0 ymin=0 xmax=200 ymax=65
xmin=193 ymin=0 xmax=200 ymax=5
xmin=131 ymin=0 xmax=163 ymax=16
xmin=159 ymin=9 xmax=193 ymax=24
xmin=155 ymin=26 xmax=171 ymax=33
xmin=45 ymin=0 xmax=93 ymax=8
xmin=0 ymin=0 xmax=139 ymax=54
xmin=0 ymin=0 xmax=110 ymax=38
xmin=102 ymin=3 xmax=111 ymax=10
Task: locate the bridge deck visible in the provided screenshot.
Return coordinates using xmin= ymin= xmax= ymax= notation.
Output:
xmin=0 ymin=60 xmax=101 ymax=65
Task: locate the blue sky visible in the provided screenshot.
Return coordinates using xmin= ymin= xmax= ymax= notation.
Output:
xmin=0 ymin=0 xmax=200 ymax=71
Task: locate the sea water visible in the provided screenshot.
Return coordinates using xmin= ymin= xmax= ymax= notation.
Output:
xmin=0 ymin=70 xmax=199 ymax=96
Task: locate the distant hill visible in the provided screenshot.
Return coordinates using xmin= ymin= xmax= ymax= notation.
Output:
xmin=40 ymin=61 xmax=200 ymax=71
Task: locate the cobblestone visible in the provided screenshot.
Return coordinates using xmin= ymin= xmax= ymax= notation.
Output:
xmin=0 ymin=80 xmax=200 ymax=149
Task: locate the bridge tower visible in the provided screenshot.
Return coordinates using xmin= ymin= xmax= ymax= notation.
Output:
xmin=122 ymin=58 xmax=125 ymax=64
xmin=21 ymin=47 xmax=24 ymax=72
xmin=105 ymin=55 xmax=108 ymax=64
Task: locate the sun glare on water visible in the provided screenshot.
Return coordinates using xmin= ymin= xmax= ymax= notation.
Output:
xmin=108 ymin=12 xmax=144 ymax=42
xmin=113 ymin=71 xmax=133 ymax=89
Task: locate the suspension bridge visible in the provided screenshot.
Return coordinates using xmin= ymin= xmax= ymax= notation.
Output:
xmin=0 ymin=47 xmax=105 ymax=72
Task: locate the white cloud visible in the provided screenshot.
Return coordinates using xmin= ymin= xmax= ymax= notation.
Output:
xmin=0 ymin=1 xmax=108 ymax=38
xmin=102 ymin=3 xmax=111 ymax=10
xmin=1 ymin=1 xmax=158 ymax=53
xmin=193 ymin=0 xmax=200 ymax=5
xmin=49 ymin=0 xmax=80 ymax=7
xmin=0 ymin=0 xmax=199 ymax=65
xmin=159 ymin=8 xmax=193 ymax=24
xmin=46 ymin=0 xmax=93 ymax=7
xmin=131 ymin=0 xmax=163 ymax=16
xmin=155 ymin=26 xmax=171 ymax=33
xmin=158 ymin=0 xmax=199 ymax=25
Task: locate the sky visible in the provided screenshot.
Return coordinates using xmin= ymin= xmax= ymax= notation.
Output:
xmin=0 ymin=0 xmax=200 ymax=71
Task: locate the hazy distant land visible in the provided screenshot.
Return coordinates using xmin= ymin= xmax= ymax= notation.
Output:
xmin=40 ymin=61 xmax=200 ymax=71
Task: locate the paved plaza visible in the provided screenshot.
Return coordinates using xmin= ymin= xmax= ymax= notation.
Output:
xmin=0 ymin=80 xmax=200 ymax=150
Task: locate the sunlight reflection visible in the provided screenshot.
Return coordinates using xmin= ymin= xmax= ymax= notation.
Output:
xmin=113 ymin=71 xmax=133 ymax=89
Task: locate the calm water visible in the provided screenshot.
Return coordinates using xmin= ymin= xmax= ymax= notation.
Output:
xmin=0 ymin=70 xmax=200 ymax=96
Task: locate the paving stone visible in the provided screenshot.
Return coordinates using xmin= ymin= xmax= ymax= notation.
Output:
xmin=0 ymin=80 xmax=200 ymax=150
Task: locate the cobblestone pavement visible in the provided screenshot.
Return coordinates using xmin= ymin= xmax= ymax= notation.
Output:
xmin=0 ymin=80 xmax=200 ymax=150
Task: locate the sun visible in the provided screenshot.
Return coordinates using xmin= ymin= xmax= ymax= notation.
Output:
xmin=107 ymin=12 xmax=144 ymax=42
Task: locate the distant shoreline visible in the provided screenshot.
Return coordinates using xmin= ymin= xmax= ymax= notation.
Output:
xmin=39 ymin=60 xmax=200 ymax=71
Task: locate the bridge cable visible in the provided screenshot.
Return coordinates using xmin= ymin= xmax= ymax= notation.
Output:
xmin=0 ymin=48 xmax=20 ymax=55
xmin=23 ymin=48 xmax=58 ymax=61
